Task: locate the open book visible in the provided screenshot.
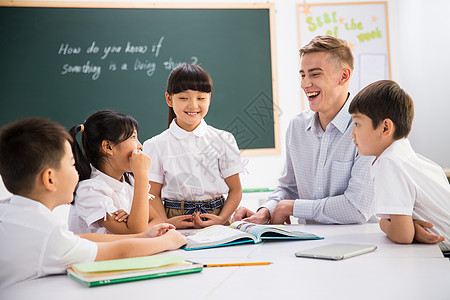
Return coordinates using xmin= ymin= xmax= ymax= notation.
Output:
xmin=184 ymin=221 xmax=323 ymax=250
xmin=67 ymin=254 xmax=202 ymax=287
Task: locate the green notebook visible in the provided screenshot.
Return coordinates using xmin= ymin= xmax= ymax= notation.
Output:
xmin=67 ymin=254 xmax=203 ymax=287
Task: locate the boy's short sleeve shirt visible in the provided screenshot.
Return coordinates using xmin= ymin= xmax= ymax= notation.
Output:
xmin=371 ymin=138 xmax=450 ymax=251
xmin=143 ymin=119 xmax=243 ymax=201
xmin=69 ymin=166 xmax=134 ymax=234
xmin=371 ymin=156 xmax=415 ymax=218
xmin=0 ymin=196 xmax=97 ymax=289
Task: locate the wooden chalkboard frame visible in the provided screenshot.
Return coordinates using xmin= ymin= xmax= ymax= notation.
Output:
xmin=0 ymin=1 xmax=280 ymax=156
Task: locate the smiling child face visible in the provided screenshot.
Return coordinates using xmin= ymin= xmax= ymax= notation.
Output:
xmin=166 ymin=90 xmax=211 ymax=132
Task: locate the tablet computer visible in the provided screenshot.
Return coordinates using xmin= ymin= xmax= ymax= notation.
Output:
xmin=295 ymin=243 xmax=377 ymax=260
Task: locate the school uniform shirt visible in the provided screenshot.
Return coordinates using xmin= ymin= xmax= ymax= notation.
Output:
xmin=262 ymin=94 xmax=375 ymax=224
xmin=69 ymin=166 xmax=134 ymax=234
xmin=0 ymin=195 xmax=97 ymax=289
xmin=143 ymin=119 xmax=243 ymax=201
xmin=372 ymin=138 xmax=450 ymax=251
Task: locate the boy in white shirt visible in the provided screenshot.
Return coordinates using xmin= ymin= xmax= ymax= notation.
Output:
xmin=0 ymin=118 xmax=186 ymax=289
xmin=349 ymin=80 xmax=450 ymax=254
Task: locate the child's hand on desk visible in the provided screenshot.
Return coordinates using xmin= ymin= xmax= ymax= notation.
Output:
xmin=143 ymin=223 xmax=176 ymax=238
xmin=162 ymin=229 xmax=187 ymax=249
xmin=413 ymin=219 xmax=445 ymax=244
xmin=114 ymin=209 xmax=129 ymax=222
xmin=192 ymin=212 xmax=225 ymax=228
xmin=170 ymin=215 xmax=195 ymax=229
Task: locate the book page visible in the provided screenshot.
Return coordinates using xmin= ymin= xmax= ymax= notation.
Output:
xmin=230 ymin=221 xmax=283 ymax=237
xmin=69 ymin=261 xmax=199 ymax=280
xmin=72 ymin=254 xmax=185 ymax=273
xmin=230 ymin=221 xmax=320 ymax=240
xmin=185 ymin=225 xmax=255 ymax=249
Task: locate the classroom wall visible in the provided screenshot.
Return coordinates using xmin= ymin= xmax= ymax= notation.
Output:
xmin=396 ymin=0 xmax=450 ymax=171
xmin=0 ymin=0 xmax=448 ymax=199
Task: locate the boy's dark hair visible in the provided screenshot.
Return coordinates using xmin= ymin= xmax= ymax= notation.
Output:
xmin=0 ymin=118 xmax=71 ymax=195
xmin=349 ymin=80 xmax=414 ymax=140
xmin=300 ymin=35 xmax=354 ymax=71
xmin=68 ymin=110 xmax=138 ymax=183
xmin=166 ymin=64 xmax=213 ymax=127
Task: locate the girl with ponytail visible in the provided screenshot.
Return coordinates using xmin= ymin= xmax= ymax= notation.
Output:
xmin=68 ymin=110 xmax=163 ymax=234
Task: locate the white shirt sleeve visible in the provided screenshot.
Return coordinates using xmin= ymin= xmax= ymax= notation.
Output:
xmin=143 ymin=138 xmax=164 ymax=184
xmin=74 ymin=183 xmax=119 ymax=227
xmin=218 ymin=131 xmax=244 ymax=179
xmin=373 ymin=158 xmax=415 ymax=219
xmin=42 ymin=221 xmax=97 ymax=275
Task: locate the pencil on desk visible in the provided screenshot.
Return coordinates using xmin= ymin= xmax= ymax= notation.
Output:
xmin=203 ymin=262 xmax=272 ymax=267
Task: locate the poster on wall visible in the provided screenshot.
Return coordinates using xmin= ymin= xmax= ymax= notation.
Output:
xmin=297 ymin=1 xmax=391 ymax=108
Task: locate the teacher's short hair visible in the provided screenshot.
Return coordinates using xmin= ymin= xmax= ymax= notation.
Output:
xmin=300 ymin=35 xmax=354 ymax=71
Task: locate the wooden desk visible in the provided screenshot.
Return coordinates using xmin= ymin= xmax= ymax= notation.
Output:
xmin=2 ymin=224 xmax=449 ymax=300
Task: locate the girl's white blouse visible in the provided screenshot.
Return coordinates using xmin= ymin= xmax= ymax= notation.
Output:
xmin=69 ymin=167 xmax=134 ymax=234
xmin=143 ymin=119 xmax=243 ymax=201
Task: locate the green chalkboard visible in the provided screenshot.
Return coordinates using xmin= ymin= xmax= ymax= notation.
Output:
xmin=0 ymin=4 xmax=279 ymax=153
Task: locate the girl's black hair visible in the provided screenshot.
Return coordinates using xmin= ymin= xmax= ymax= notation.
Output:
xmin=68 ymin=110 xmax=138 ymax=183
xmin=166 ymin=64 xmax=213 ymax=128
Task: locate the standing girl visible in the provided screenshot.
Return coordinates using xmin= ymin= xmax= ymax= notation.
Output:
xmin=68 ymin=110 xmax=162 ymax=234
xmin=143 ymin=64 xmax=243 ymax=229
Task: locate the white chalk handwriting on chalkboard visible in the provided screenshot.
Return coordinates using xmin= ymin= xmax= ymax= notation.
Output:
xmin=61 ymin=61 xmax=101 ymax=80
xmin=57 ymin=37 xmax=198 ymax=80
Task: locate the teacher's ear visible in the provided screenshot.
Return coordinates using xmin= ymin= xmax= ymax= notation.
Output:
xmin=340 ymin=67 xmax=351 ymax=85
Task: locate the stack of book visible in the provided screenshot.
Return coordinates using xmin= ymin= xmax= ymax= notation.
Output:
xmin=67 ymin=254 xmax=203 ymax=287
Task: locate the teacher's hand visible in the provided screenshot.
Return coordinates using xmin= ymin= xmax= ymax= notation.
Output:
xmin=270 ymin=200 xmax=294 ymax=225
xmin=232 ymin=207 xmax=270 ymax=224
